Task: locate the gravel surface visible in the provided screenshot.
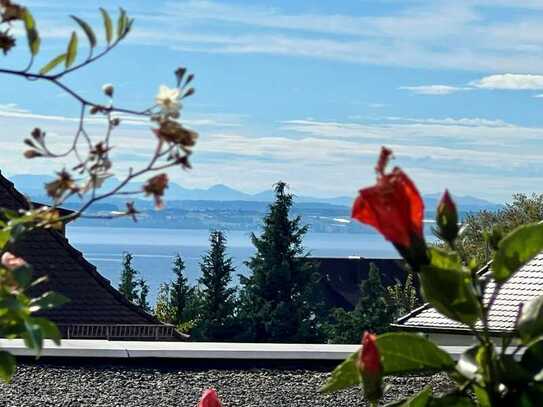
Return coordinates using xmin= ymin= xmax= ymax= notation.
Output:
xmin=0 ymin=361 xmax=454 ymax=406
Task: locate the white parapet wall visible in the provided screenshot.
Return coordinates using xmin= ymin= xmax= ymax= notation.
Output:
xmin=0 ymin=339 xmax=360 ymax=360
xmin=0 ymin=339 xmax=487 ymax=361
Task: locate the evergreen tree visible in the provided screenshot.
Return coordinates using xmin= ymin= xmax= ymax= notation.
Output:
xmin=154 ymin=282 xmax=174 ymax=323
xmin=326 ymin=263 xmax=395 ymax=344
xmin=118 ymin=252 xmax=138 ymax=303
xmin=169 ymin=254 xmax=194 ymax=324
xmin=239 ymin=182 xmax=322 ymax=343
xmin=194 ymin=231 xmax=237 ymax=340
xmin=136 ymin=278 xmax=151 ymax=312
xmin=385 ymin=272 xmax=421 ymax=319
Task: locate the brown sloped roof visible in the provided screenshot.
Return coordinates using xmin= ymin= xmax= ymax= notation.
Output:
xmin=0 ymin=172 xmax=170 ymax=330
xmin=394 ymin=254 xmax=543 ymax=335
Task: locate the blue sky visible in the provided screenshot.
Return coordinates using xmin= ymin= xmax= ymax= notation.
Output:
xmin=2 ymin=0 xmax=543 ymax=202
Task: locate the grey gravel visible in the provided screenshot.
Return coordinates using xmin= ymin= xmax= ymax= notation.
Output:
xmin=0 ymin=362 xmax=453 ymax=406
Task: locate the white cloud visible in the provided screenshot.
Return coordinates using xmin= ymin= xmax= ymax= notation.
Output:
xmin=19 ymin=1 xmax=543 ymax=72
xmin=3 ymin=110 xmax=543 ymax=201
xmin=399 ymin=85 xmax=470 ymax=95
xmin=471 ymin=74 xmax=543 ymax=90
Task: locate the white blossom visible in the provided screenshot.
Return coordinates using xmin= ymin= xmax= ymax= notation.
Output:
xmin=155 ymin=85 xmax=181 ymax=114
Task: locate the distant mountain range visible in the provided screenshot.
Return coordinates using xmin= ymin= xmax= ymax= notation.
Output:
xmin=7 ymin=173 xmax=502 ymax=212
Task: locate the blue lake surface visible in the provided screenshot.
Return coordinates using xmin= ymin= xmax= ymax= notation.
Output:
xmin=66 ymin=226 xmax=402 ymax=303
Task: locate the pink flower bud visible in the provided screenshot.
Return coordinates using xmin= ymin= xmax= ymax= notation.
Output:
xmin=197 ymin=388 xmax=222 ymax=407
xmin=1 ymin=252 xmax=27 ymax=270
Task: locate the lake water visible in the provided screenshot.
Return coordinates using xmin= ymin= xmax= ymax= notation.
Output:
xmin=66 ymin=226 xmax=402 ymax=303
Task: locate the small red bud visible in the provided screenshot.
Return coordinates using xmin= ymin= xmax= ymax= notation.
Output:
xmin=359 ymin=332 xmax=383 ymax=404
xmin=436 ymin=189 xmax=459 ymax=243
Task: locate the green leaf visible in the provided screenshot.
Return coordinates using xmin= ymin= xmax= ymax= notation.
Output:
xmin=31 ymin=317 xmax=61 ymax=345
xmin=377 ymin=332 xmax=455 ymax=375
xmin=22 ymin=318 xmax=43 ymax=354
xmin=65 ymin=32 xmax=78 ymax=68
xmin=492 ymin=222 xmax=543 ymax=283
xmin=0 ymin=229 xmax=9 ymax=248
xmin=521 ymin=338 xmax=543 ymax=380
xmin=518 ymin=295 xmax=543 ymax=343
xmin=419 ymin=248 xmax=482 ymax=325
xmin=117 ymin=8 xmax=127 ymax=38
xmin=99 ymin=8 xmax=113 ymax=44
xmin=70 ymin=16 xmax=96 ymax=48
xmin=39 ymin=53 xmax=67 ymax=75
xmin=320 ymin=351 xmax=360 ymax=393
xmin=29 ymin=291 xmax=69 ymax=313
xmin=0 ymin=351 xmax=15 ymax=383
xmin=428 ymin=393 xmax=475 ymax=407
xmin=11 ymin=265 xmax=33 ymax=288
xmin=385 ymin=387 xmax=432 ymax=407
xmin=22 ymin=9 xmax=40 ymax=55
xmin=473 ymin=386 xmax=491 ymax=407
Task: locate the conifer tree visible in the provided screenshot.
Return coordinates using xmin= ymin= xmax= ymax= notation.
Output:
xmin=169 ymin=254 xmax=194 ymax=324
xmin=239 ymin=182 xmax=322 ymax=342
xmin=326 ymin=263 xmax=396 ymax=343
xmin=154 ymin=282 xmax=174 ymax=323
xmin=195 ymin=230 xmax=237 ymax=340
xmin=118 ymin=252 xmax=138 ymax=303
xmin=136 ymin=278 xmax=151 ymax=312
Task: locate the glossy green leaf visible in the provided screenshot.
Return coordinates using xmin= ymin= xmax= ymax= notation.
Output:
xmin=0 ymin=351 xmax=15 ymax=383
xmin=117 ymin=8 xmax=127 ymax=38
xmin=428 ymin=393 xmax=475 ymax=407
xmin=377 ymin=332 xmax=455 ymax=375
xmin=29 ymin=291 xmax=69 ymax=313
xmin=39 ymin=54 xmax=67 ymax=75
xmin=65 ymin=32 xmax=78 ymax=68
xmin=11 ymin=265 xmax=33 ymax=289
xmin=22 ymin=319 xmax=43 ymax=354
xmin=385 ymin=387 xmax=432 ymax=407
xmin=518 ymin=295 xmax=543 ymax=344
xmin=22 ymin=9 xmax=40 ymax=55
xmin=99 ymin=8 xmax=113 ymax=44
xmin=31 ymin=317 xmax=61 ymax=345
xmin=492 ymin=222 xmax=543 ymax=283
xmin=419 ymin=248 xmax=482 ymax=325
xmin=320 ymin=351 xmax=360 ymax=393
xmin=70 ymin=16 xmax=96 ymax=48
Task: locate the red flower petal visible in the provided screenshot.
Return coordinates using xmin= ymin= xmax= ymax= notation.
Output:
xmin=352 ymin=167 xmax=423 ymax=248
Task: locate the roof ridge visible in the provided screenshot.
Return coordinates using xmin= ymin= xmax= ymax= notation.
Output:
xmin=0 ymin=172 xmax=32 ymax=209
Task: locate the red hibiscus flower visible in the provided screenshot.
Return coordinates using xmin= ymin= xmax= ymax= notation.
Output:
xmin=197 ymin=388 xmax=222 ymax=407
xmin=352 ymin=147 xmax=424 ymax=249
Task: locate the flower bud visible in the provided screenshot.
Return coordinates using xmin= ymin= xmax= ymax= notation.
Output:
xmin=198 ymin=388 xmax=222 ymax=407
xmin=436 ymin=190 xmax=459 ymax=244
xmin=102 ymin=83 xmax=114 ymax=98
xmin=358 ymin=332 xmax=383 ymax=404
xmin=1 ymin=252 xmax=27 ymax=270
xmin=24 ymin=149 xmax=42 ymax=159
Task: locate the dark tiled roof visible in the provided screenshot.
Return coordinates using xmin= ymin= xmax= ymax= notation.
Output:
xmin=394 ymin=254 xmax=543 ymax=334
xmin=0 ymin=172 xmax=172 ymax=333
xmin=306 ymin=257 xmax=408 ymax=310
